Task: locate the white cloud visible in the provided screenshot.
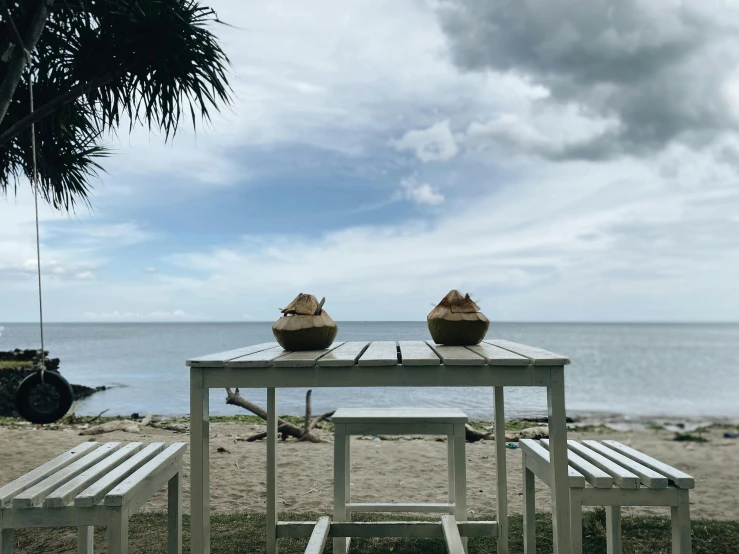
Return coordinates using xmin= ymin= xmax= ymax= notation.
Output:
xmin=399 ymin=176 xmax=445 ymax=206
xmin=394 ymin=120 xmax=459 ymax=162
xmin=143 ymin=267 xmax=157 ymax=274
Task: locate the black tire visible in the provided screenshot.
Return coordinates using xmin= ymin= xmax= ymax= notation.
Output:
xmin=14 ymin=371 xmax=74 ymax=424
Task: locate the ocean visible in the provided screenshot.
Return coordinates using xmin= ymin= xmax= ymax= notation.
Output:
xmin=1 ymin=322 xmax=738 ymax=421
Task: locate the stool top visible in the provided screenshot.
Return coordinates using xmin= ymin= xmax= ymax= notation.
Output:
xmin=332 ymin=407 xmax=468 ymax=424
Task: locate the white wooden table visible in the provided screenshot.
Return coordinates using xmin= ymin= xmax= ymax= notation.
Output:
xmin=187 ymin=339 xmax=572 ymax=554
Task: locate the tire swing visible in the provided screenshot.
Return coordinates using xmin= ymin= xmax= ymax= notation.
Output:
xmin=14 ymin=58 xmax=74 ymax=424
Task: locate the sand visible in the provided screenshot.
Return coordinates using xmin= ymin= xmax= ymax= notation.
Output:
xmin=0 ymin=423 xmax=737 ymax=521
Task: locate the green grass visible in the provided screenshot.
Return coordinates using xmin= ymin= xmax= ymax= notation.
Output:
xmin=673 ymin=432 xmax=709 ymax=443
xmin=7 ymin=511 xmax=739 ymax=553
xmin=0 ymin=361 xmax=33 ymax=369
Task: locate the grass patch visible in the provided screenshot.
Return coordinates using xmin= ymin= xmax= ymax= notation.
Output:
xmin=674 ymin=432 xmax=709 ymax=443
xmin=7 ymin=510 xmax=739 ymax=553
xmin=0 ymin=361 xmax=33 ymax=369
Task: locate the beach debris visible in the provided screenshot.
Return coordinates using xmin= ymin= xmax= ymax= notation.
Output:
xmin=506 ymin=443 xmax=518 ymax=449
xmin=272 ymin=293 xmax=338 ymax=351
xmin=216 ymin=446 xmax=230 ymax=454
xmin=79 ymin=419 xmax=141 ymax=435
xmin=226 ymin=388 xmax=333 ymax=443
xmin=723 ymin=432 xmax=739 ymax=439
xmin=427 ymin=290 xmax=489 ymax=346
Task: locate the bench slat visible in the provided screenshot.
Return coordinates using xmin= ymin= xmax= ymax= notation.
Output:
xmin=13 ymin=443 xmax=122 ymax=509
xmin=104 ymin=443 xmax=186 ymax=507
xmin=317 ymin=342 xmax=370 ymax=367
xmin=601 ymin=440 xmax=694 ymax=489
xmin=466 ymin=343 xmax=530 ymax=366
xmin=441 ymin=515 xmax=465 ymax=554
xmin=398 ymin=341 xmax=441 ymax=366
xmin=426 ymin=342 xmax=485 ymax=366
xmin=187 ymin=343 xmax=279 ymax=367
xmin=567 ymin=441 xmax=639 ymax=489
xmin=304 ymin=516 xmax=331 ymax=554
xmin=540 ymin=439 xmax=613 ymax=488
xmin=357 ymin=342 xmax=398 ymax=366
xmin=583 ymin=441 xmax=668 ymax=489
xmin=74 ymin=443 xmax=165 ymax=507
xmin=0 ymin=442 xmax=99 ymax=508
xmin=44 ymin=443 xmax=143 ymax=508
xmin=484 ymin=340 xmax=569 ymax=366
xmin=520 ymin=439 xmax=585 ymax=488
xmin=271 ymin=343 xmax=345 ymax=367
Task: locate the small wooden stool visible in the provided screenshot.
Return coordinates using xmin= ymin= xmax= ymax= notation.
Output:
xmin=331 ymin=408 xmax=468 ymax=554
xmin=521 ymin=438 xmax=693 ymax=554
xmin=0 ymin=441 xmax=186 ymax=554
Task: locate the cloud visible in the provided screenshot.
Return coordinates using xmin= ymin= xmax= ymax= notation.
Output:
xmin=436 ymin=0 xmax=739 ymax=159
xmin=82 ymin=309 xmax=190 ymax=320
xmin=143 ymin=267 xmax=157 ymax=274
xmin=394 ymin=120 xmax=459 ymax=162
xmin=399 ymin=176 xmax=445 ymax=206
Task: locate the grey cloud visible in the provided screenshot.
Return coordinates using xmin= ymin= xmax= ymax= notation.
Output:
xmin=437 ymin=0 xmax=739 ymax=159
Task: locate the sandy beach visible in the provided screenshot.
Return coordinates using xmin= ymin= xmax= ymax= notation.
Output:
xmin=0 ymin=421 xmax=737 ymax=521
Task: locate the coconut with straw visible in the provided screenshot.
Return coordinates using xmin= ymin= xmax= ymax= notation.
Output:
xmin=427 ymin=290 xmax=489 ymax=346
xmin=272 ymin=293 xmax=338 ymax=351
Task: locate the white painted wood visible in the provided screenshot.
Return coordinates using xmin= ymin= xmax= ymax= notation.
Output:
xmin=346 ymin=503 xmax=454 ymax=513
xmin=540 ymin=439 xmax=613 ymax=488
xmin=46 ymin=443 xmax=143 ymax=508
xmin=581 ymin=487 xmax=679 ymax=507
xmin=494 ymin=387 xmax=508 ymax=554
xmin=357 ymin=341 xmax=398 ymax=366
xmin=466 ymin=343 xmax=529 ymax=366
xmin=398 ymin=341 xmax=440 ymax=366
xmin=671 ymin=489 xmax=692 ymax=554
xmin=426 ymin=342 xmax=485 ymax=366
xmin=104 ymin=443 xmax=186 ymax=507
xmin=452 ymin=422 xmax=468 ymax=554
xmin=13 ymin=443 xmax=122 ymax=509
xmin=332 ymin=408 xmax=467 ymax=424
xmin=77 ymin=526 xmax=93 ymax=554
xmin=606 ymin=506 xmax=621 ymax=554
xmin=567 ymin=441 xmax=640 ymax=489
xmin=447 ymin=431 xmax=455 ymax=505
xmin=317 ymin=342 xmax=370 ymax=367
xmin=522 ymin=453 xmax=536 ymax=554
xmin=1 ymin=529 xmax=13 ymax=554
xmin=547 ymin=367 xmax=572 ymax=554
xmin=267 ymin=388 xmax=278 ymax=554
xmin=333 ymin=423 xmax=348 ymax=554
xmin=227 ymin=346 xmax=286 ymax=368
xmin=441 ymin=515 xmax=465 ymax=554
xmin=519 ymin=440 xmax=586 ymax=488
xmin=0 ymin=443 xmax=99 ymax=508
xmin=0 ymin=505 xmax=108 ymax=528
xmin=278 ymin=520 xmax=497 ymax=539
xmin=602 ymin=440 xmax=695 ymax=489
xmin=74 ymin=443 xmax=164 ymax=508
xmin=304 ymin=517 xmax=331 ymax=554
xmin=570 ymin=488 xmax=583 ymax=554
xmin=486 ymin=340 xmax=570 ymax=366
xmin=167 ymin=459 xmax=182 ymax=554
xmin=189 ymin=367 xmax=209 ymax=554
xmin=106 ymin=508 xmax=129 ymax=554
xmin=582 ymin=441 xmax=668 ymax=489
xmin=271 ymin=342 xmax=345 ymax=367
xmin=187 ymin=343 xmax=279 ymax=367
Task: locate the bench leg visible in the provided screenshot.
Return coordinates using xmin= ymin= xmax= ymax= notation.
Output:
xmin=522 ymin=453 xmax=536 ymax=554
xmin=334 ymin=423 xmax=349 ymax=554
xmin=107 ymin=511 xmax=129 ymax=554
xmin=267 ymin=388 xmax=278 ymax=554
xmin=570 ymin=489 xmax=583 ymax=554
xmin=494 ymin=386 xmax=508 ymax=554
xmin=453 ymin=422 xmax=468 ymax=553
xmin=77 ymin=526 xmax=94 ymax=554
xmin=168 ymin=460 xmax=183 ymax=554
xmin=448 ymin=430 xmax=456 ymax=506
xmin=671 ymin=490 xmax=692 ymax=554
xmin=606 ymin=506 xmax=622 ymax=554
xmin=1 ymin=529 xmax=13 ymax=554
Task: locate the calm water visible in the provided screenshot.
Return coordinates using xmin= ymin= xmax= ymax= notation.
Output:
xmin=1 ymin=322 xmax=738 ymax=420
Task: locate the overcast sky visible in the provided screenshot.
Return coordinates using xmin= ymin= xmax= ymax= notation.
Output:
xmin=2 ymin=0 xmax=739 ymax=322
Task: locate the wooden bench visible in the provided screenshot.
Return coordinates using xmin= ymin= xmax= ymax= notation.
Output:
xmin=332 ymin=408 xmax=468 ymax=554
xmin=0 ymin=441 xmax=186 ymax=554
xmin=520 ymin=439 xmax=693 ymax=554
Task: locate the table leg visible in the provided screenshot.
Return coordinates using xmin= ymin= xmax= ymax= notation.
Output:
xmin=547 ymin=366 xmax=572 ymax=554
xmin=333 ymin=423 xmax=349 ymax=554
xmin=494 ymin=386 xmax=508 ymax=554
xmin=267 ymin=388 xmax=278 ymax=554
xmin=190 ymin=368 xmax=210 ymax=554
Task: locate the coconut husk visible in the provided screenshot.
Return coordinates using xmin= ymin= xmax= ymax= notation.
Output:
xmin=427 ymin=289 xmax=489 ymax=346
xmin=273 ymin=294 xmax=338 ymax=350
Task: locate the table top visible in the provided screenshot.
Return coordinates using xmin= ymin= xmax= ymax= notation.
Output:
xmin=187 ymin=339 xmax=569 ymax=369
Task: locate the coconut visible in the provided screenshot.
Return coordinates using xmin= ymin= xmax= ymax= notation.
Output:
xmin=272 ymin=293 xmax=338 ymax=351
xmin=427 ymin=290 xmax=489 ymax=346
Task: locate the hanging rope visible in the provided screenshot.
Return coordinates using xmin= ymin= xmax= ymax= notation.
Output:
xmin=27 ymin=50 xmax=46 ymax=380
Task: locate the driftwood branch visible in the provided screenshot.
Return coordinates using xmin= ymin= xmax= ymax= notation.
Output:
xmin=465 ymin=424 xmax=494 ymax=443
xmin=225 ymin=388 xmax=332 ymax=443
